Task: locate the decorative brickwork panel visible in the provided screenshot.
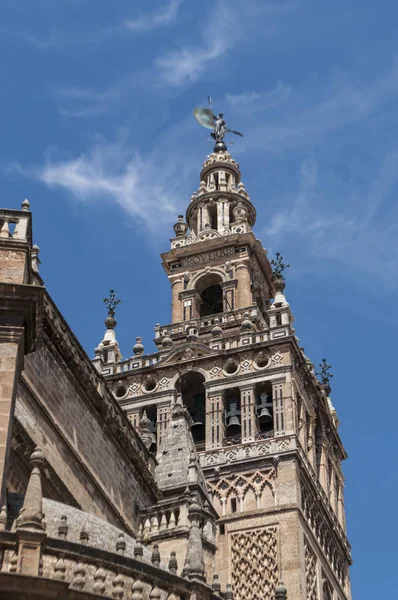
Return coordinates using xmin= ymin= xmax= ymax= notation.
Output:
xmin=304 ymin=538 xmax=318 ymax=600
xmin=231 ymin=526 xmax=278 ymax=600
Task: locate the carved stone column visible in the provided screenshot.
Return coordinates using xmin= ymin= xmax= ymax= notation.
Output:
xmin=235 ymin=263 xmax=252 ymax=309
xmin=171 ymin=277 xmax=184 ymax=323
xmin=307 ymin=418 xmax=316 ymax=471
xmin=157 ymin=401 xmax=171 ymax=448
xmin=241 ymin=385 xmax=257 ymax=442
xmin=221 ymin=280 xmax=238 ymax=313
xmin=16 ymin=447 xmax=46 ymax=576
xmin=272 ymin=382 xmax=285 ymax=436
xmin=318 ymin=443 xmax=328 ymax=493
xmin=205 ymin=390 xmax=224 ymax=450
xmin=179 ymin=290 xmax=202 ymax=321
xmin=297 ymin=398 xmax=306 ymax=450
xmin=337 ymin=482 xmax=347 ymax=532
xmin=329 ymin=466 xmax=337 ymax=513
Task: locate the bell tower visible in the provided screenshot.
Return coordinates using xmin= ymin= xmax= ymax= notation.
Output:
xmin=164 ymin=150 xmax=273 ymax=327
xmin=101 ymin=142 xmax=352 ymax=600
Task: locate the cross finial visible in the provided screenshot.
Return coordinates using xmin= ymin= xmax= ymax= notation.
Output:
xmin=103 ymin=289 xmax=121 ymax=318
xmin=316 ymin=358 xmax=334 ymax=387
xmin=271 ymin=252 xmax=290 ymax=280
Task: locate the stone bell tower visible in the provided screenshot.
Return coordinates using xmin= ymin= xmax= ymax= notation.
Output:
xmin=99 ymin=144 xmax=352 ymax=600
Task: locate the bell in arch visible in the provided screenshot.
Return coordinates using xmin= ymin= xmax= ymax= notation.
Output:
xmin=190 ymin=393 xmax=205 ymax=430
xmin=225 ymin=401 xmax=241 ymax=436
xmin=257 ymin=393 xmax=273 ymax=425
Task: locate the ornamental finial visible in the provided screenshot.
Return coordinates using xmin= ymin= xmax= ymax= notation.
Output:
xmin=271 ymin=252 xmax=290 ymax=280
xmin=103 ymin=289 xmax=121 ymax=318
xmin=316 ymin=358 xmax=334 ymax=389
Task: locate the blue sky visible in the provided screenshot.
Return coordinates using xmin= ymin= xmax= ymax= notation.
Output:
xmin=1 ymin=0 xmax=397 ymax=596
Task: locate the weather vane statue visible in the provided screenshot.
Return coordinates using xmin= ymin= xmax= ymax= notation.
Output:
xmin=193 ymin=96 xmax=243 ymax=153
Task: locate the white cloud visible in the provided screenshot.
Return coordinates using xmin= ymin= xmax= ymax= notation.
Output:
xmin=155 ymin=1 xmax=240 ymax=86
xmin=12 ymin=1 xmax=183 ymax=50
xmin=241 ymin=62 xmax=398 ymax=153
xmin=226 ymin=82 xmax=291 ymax=113
xmin=125 ymin=0 xmax=183 ymax=33
xmin=53 ymin=86 xmax=121 ymax=117
xmin=17 ymin=136 xmax=189 ymax=231
xmin=263 ymin=154 xmax=398 ymax=289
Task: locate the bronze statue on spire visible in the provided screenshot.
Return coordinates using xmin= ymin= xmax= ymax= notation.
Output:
xmin=193 ymin=96 xmax=243 ymax=152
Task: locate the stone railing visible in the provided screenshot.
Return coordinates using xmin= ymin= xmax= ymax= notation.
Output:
xmin=141 ymin=507 xmax=181 ymax=538
xmin=154 ymin=306 xmax=265 ymax=342
xmin=0 ymin=528 xmax=207 ymax=599
xmin=199 ymin=434 xmax=296 ymax=469
xmin=0 ymin=448 xmax=229 ymax=599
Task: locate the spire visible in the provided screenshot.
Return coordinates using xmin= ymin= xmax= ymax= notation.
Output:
xmin=17 ymin=447 xmax=45 ymax=532
xmin=16 ymin=447 xmax=46 ymax=576
xmin=155 ymin=394 xmax=208 ymax=495
xmin=181 ymin=495 xmax=205 ymax=582
xmin=93 ymin=289 xmax=122 ymax=373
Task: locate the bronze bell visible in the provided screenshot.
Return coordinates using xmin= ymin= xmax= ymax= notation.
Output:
xmin=257 ymin=393 xmax=273 ymax=425
xmin=190 ymin=412 xmax=204 ymax=429
xmin=225 ymin=401 xmax=241 ymax=436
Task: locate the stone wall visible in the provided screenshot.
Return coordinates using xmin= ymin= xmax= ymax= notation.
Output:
xmin=13 ymin=338 xmax=155 ymax=535
xmin=6 ymin=290 xmax=159 ymax=536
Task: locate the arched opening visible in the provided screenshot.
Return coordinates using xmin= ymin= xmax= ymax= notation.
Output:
xmin=224 ymin=388 xmax=241 ymax=444
xmin=208 ymin=203 xmax=218 ymax=230
xmin=201 ymin=285 xmax=223 ymax=316
xmin=196 ymin=273 xmax=224 ymax=318
xmin=144 ymin=405 xmax=158 ymax=454
xmin=255 ymin=381 xmax=274 ymax=437
xmin=176 ymin=372 xmax=206 ymax=447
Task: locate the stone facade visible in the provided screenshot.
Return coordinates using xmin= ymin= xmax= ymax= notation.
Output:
xmin=0 ymin=147 xmax=352 ymax=599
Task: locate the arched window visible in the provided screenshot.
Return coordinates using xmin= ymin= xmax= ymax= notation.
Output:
xmin=195 ymin=273 xmax=224 ymax=317
xmin=176 ymin=372 xmax=206 ymax=447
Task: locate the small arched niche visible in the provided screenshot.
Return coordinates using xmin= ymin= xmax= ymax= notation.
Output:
xmin=176 ymin=371 xmax=206 ymax=447
xmin=196 ymin=273 xmax=223 ymax=318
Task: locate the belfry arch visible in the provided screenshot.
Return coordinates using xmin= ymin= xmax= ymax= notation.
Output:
xmin=176 ymin=371 xmax=206 ymax=447
xmin=195 ymin=272 xmax=224 ymax=317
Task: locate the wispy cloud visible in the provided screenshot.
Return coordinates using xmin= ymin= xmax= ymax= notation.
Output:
xmin=155 ymin=1 xmax=241 ymax=86
xmin=53 ymin=86 xmax=121 ymax=117
xmin=264 ymin=154 xmax=398 ymax=289
xmin=125 ymin=0 xmax=183 ymax=33
xmin=241 ymin=62 xmax=398 ymax=153
xmin=226 ymin=82 xmax=291 ymax=113
xmin=13 ymin=135 xmax=190 ymax=231
xmin=18 ymin=24 xmax=122 ymax=50
xmin=11 ymin=1 xmax=183 ymax=50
